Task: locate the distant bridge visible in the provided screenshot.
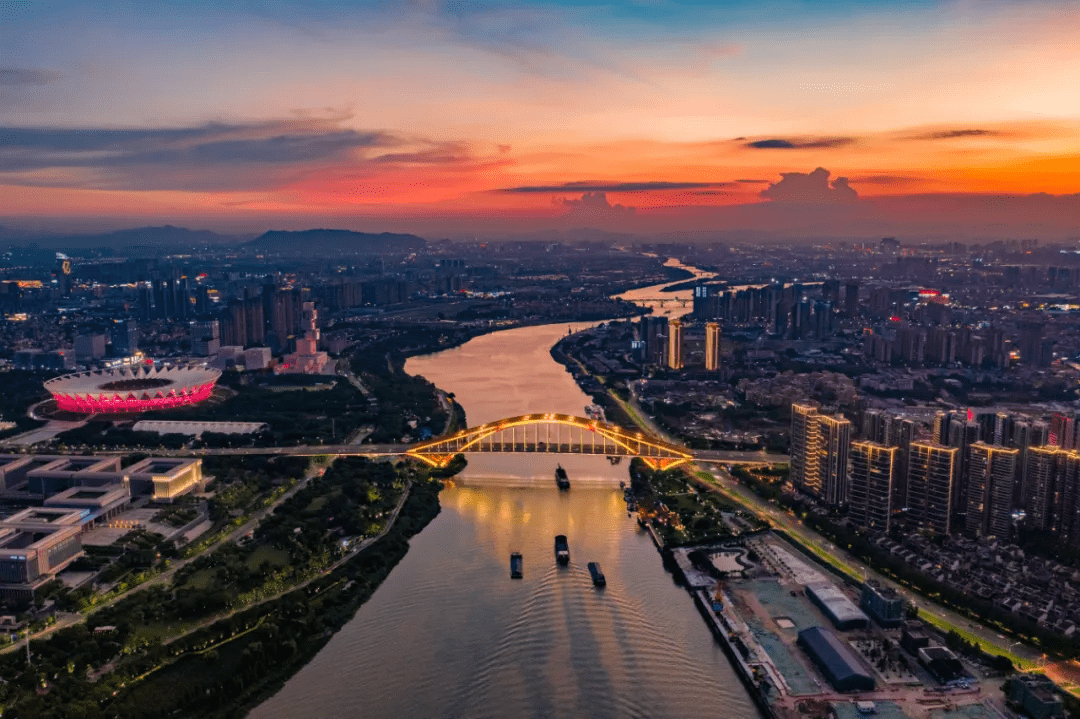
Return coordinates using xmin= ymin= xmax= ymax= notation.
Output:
xmin=614 ymin=297 xmax=692 ymax=307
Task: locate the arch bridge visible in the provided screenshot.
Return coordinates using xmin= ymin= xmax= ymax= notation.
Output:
xmin=406 ymin=413 xmax=693 ymax=471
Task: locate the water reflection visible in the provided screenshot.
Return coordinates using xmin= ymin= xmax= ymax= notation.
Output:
xmin=252 ymin=270 xmax=757 ymax=719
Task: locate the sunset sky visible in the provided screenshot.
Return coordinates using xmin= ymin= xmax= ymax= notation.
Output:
xmin=2 ymin=0 xmax=1079 ymax=237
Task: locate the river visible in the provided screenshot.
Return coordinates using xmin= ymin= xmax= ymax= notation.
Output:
xmin=251 ymin=262 xmax=756 ymax=719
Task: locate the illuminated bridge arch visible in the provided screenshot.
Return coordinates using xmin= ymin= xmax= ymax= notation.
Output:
xmin=406 ymin=414 xmax=693 ymax=471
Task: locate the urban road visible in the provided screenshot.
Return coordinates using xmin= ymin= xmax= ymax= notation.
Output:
xmin=606 ymin=388 xmax=1080 ymax=684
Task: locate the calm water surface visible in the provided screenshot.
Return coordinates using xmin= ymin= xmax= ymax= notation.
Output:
xmin=252 ymin=269 xmax=756 ymax=719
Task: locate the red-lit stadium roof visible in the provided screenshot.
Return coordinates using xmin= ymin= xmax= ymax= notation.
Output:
xmin=44 ymin=365 xmax=221 ymax=414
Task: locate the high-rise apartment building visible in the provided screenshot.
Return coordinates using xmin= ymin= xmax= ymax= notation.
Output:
xmin=945 ymin=415 xmax=980 ymax=513
xmin=640 ymin=315 xmax=668 ymax=366
xmin=109 ymin=318 xmax=138 ymax=356
xmin=849 ymin=441 xmax=898 ymax=532
xmin=1025 ymin=446 xmax=1063 ymax=531
xmin=791 ymin=403 xmax=820 ymax=491
xmin=790 ymin=403 xmax=850 ymax=505
xmin=844 ymin=280 xmax=859 ymax=318
xmin=1018 ymin=319 xmax=1048 ymax=367
xmin=705 ymin=322 xmax=721 ymax=372
xmin=906 ymin=442 xmax=957 ymax=535
xmin=667 ymin=318 xmax=683 ymax=370
xmin=965 ymin=442 xmax=1018 ymax=539
xmin=1059 ymin=453 xmax=1080 ymax=548
xmin=817 ymin=415 xmax=852 ymax=505
xmin=1050 ymin=412 xmax=1079 ymax=450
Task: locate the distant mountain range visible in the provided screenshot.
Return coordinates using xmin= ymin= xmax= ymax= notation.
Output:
xmin=0 ymin=225 xmax=247 ymax=252
xmin=0 ymin=225 xmax=429 ymax=255
xmin=246 ymin=229 xmax=428 ymax=255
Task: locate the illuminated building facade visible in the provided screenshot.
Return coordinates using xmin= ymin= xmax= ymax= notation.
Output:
xmin=906 ymin=442 xmax=958 ymax=534
xmin=965 ymin=442 xmax=1019 ymax=539
xmin=666 ymin=318 xmax=683 ymax=370
xmin=44 ymin=365 xmax=220 ymax=414
xmin=705 ymin=322 xmax=721 ymax=371
xmin=849 ymin=441 xmax=897 ymax=532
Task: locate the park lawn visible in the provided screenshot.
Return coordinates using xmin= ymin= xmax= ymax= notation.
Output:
xmin=182 ymin=568 xmax=216 ymax=591
xmin=129 ymin=620 xmax=200 ymax=647
xmin=244 ymin=545 xmax=291 ymax=572
xmin=305 ymin=494 xmax=331 ymax=513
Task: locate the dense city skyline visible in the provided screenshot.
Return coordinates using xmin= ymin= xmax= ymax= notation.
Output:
xmin=2 ymin=0 xmax=1079 ymax=236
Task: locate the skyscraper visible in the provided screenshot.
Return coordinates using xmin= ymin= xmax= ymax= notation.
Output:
xmin=109 ymin=318 xmax=139 ymax=356
xmin=1050 ymin=412 xmax=1078 ymax=449
xmin=965 ymin=442 xmax=1019 ymax=539
xmin=791 ymin=403 xmax=850 ymax=506
xmin=906 ymin=442 xmax=958 ymax=535
xmin=667 ymin=318 xmax=683 ymax=370
xmin=817 ymin=415 xmax=852 ymax=506
xmin=281 ymin=301 xmax=329 ymax=374
xmin=1025 ymin=446 xmax=1062 ymax=531
xmin=243 ymin=296 xmax=265 ymax=346
xmin=944 ymin=414 xmax=980 ymax=513
xmin=705 ymin=322 xmax=721 ymax=371
xmin=1018 ymin=319 xmax=1048 ymax=367
xmin=640 ymin=315 xmax=668 ymax=366
xmin=892 ymin=417 xmax=917 ymax=511
xmin=791 ymin=403 xmax=820 ymax=491
xmin=844 ymin=280 xmax=859 ymax=318
xmin=849 ymin=441 xmax=898 ymax=531
xmin=1058 ymin=453 xmax=1080 ymax=548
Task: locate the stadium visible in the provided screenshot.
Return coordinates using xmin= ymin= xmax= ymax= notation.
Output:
xmin=44 ymin=365 xmax=222 ymax=414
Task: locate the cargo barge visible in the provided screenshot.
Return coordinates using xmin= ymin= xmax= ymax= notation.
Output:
xmin=510 ymin=552 xmax=523 ymax=579
xmin=554 ymin=535 xmax=570 ymax=565
xmin=555 ymin=465 xmax=570 ymax=490
xmin=587 ymin=562 xmax=606 ymax=587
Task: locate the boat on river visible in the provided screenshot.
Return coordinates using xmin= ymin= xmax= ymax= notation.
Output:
xmin=554 ymin=535 xmax=570 ymax=565
xmin=555 ymin=464 xmax=570 ymax=490
xmin=588 ymin=562 xmax=606 ymax=587
xmin=510 ymin=552 xmax=523 ymax=579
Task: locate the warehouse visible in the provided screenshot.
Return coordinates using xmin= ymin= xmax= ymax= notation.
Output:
xmin=797 ymin=626 xmax=876 ymax=693
xmin=806 ymin=581 xmax=870 ymax=630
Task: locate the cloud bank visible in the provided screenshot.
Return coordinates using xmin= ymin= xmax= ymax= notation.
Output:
xmin=760 ymin=167 xmax=858 ymax=203
xmin=745 ymin=137 xmax=854 ymax=150
xmin=502 ymin=180 xmax=733 ymax=193
xmin=0 ymin=120 xmax=491 ymax=192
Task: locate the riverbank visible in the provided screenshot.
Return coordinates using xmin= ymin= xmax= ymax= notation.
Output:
xmin=0 ymin=459 xmax=452 ymax=718
xmin=104 ymin=477 xmax=445 ymax=719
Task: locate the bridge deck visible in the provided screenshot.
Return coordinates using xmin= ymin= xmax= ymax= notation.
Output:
xmin=89 ymin=443 xmax=787 ymax=464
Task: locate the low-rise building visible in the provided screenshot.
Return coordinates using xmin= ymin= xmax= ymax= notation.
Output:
xmin=1006 ymin=674 xmax=1065 ymax=719
xmin=25 ymin=456 xmax=123 ymax=497
xmin=131 ymin=420 xmax=268 ymax=438
xmin=806 ymin=581 xmax=870 ymax=630
xmin=124 ymin=457 xmax=203 ymax=502
xmin=797 ymin=626 xmax=876 ymax=692
xmin=0 ymin=524 xmax=82 ymax=605
xmin=44 ymin=484 xmax=132 ymax=525
xmin=917 ymin=646 xmax=966 ymax=685
xmin=860 ymin=580 xmax=906 ymax=628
